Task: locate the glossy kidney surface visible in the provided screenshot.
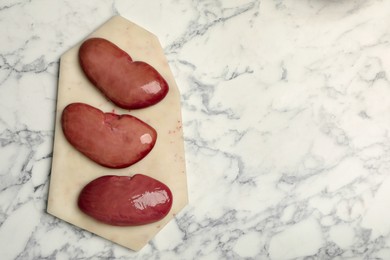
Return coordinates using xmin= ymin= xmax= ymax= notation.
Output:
xmin=61 ymin=102 xmax=157 ymax=168
xmin=78 ymin=174 xmax=173 ymax=226
xmin=79 ymin=38 xmax=169 ymax=109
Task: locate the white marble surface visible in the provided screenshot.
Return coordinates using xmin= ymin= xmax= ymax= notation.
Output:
xmin=2 ymin=0 xmax=390 ymax=259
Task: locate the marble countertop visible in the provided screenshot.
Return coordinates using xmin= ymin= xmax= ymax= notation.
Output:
xmin=2 ymin=0 xmax=390 ymax=259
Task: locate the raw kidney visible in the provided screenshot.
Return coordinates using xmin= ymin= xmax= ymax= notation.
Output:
xmin=79 ymin=37 xmax=169 ymax=109
xmin=78 ymin=174 xmax=173 ymax=226
xmin=61 ymin=102 xmax=157 ymax=168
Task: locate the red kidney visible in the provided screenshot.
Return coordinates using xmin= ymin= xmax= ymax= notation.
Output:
xmin=61 ymin=102 xmax=157 ymax=168
xmin=79 ymin=37 xmax=169 ymax=109
xmin=78 ymin=174 xmax=173 ymax=226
